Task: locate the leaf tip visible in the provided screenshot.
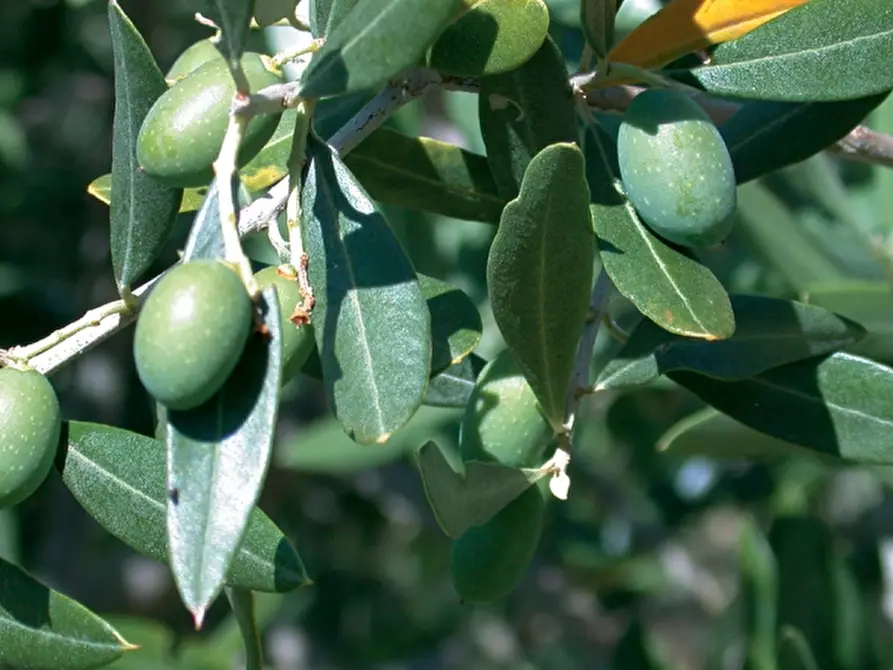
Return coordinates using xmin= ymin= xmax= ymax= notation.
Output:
xmin=192 ymin=607 xmax=208 ymax=631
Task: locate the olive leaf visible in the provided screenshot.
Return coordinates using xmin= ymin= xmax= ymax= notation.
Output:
xmin=308 ymin=0 xmax=361 ymax=37
xmin=0 ymin=557 xmax=134 ymax=670
xmin=740 ymin=517 xmax=779 ymax=670
xmin=478 ymin=35 xmax=577 ymax=199
xmin=428 ymin=0 xmax=550 ymax=77
xmin=202 ymin=0 xmax=254 ymax=71
xmin=419 ymin=273 xmax=482 ymax=374
xmin=223 ymin=588 xmax=264 ymax=670
xmin=488 ymin=142 xmax=594 ymax=428
xmin=301 ymin=0 xmax=461 ymax=98
xmin=107 ymin=1 xmax=181 ymax=292
xmin=58 ymin=421 xmax=308 ymax=593
xmin=164 ymin=287 xmax=285 ymax=626
xmin=581 ymin=0 xmax=619 ymax=59
xmin=425 ymin=354 xmax=488 ymax=408
xmin=415 ymin=441 xmax=549 ymax=539
xmin=87 ymin=172 xmax=207 ymax=214
xmin=301 ymin=134 xmax=431 ymax=444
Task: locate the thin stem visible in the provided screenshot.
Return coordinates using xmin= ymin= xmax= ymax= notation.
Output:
xmin=271 ymin=38 xmax=324 ymax=68
xmin=285 ymin=99 xmax=315 ymax=324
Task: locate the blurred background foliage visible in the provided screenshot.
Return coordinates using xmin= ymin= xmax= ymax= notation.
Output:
xmin=2 ymin=0 xmax=893 ymax=668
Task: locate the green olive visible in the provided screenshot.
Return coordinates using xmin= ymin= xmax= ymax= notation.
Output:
xmin=459 ymin=348 xmax=555 ymax=467
xmin=165 ymin=39 xmax=222 ymax=84
xmin=0 ymin=368 xmax=61 ymax=508
xmin=137 ymin=52 xmax=284 ymax=189
xmin=617 ymin=88 xmax=737 ymax=248
xmin=255 ymin=266 xmax=315 ymax=383
xmin=449 ymin=485 xmax=544 ymax=603
xmin=134 ymin=260 xmax=253 ymax=410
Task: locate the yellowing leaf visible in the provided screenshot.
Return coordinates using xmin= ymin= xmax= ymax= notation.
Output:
xmin=608 ymin=0 xmax=810 ymax=69
xmin=88 ymin=173 xmax=209 ymax=214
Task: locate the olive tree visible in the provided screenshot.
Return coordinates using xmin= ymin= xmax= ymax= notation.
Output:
xmin=1 ymin=0 xmax=893 ymax=667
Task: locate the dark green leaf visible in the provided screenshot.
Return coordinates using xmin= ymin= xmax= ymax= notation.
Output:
xmin=241 ymin=106 xmax=300 ymax=192
xmin=58 ymin=422 xmax=308 ymax=593
xmin=683 ymin=0 xmax=893 ymax=102
xmin=802 ymin=281 xmax=893 ymax=363
xmin=309 ymin=0 xmax=360 ymax=37
xmin=584 ymin=124 xmax=735 ymax=340
xmin=415 ymin=441 xmax=548 ymax=539
xmin=722 ymin=93 xmax=890 ymax=184
xmin=612 ymin=619 xmax=669 ymax=670
xmin=478 ymin=35 xmax=577 ymax=199
xmin=313 ymin=90 xmax=377 ymax=141
xmin=428 ymin=0 xmax=550 ymax=77
xmin=419 ymin=273 xmax=482 ymax=375
xmin=300 ymin=0 xmax=460 ymax=98
xmin=343 ymin=127 xmax=506 ymax=223
xmin=658 ymin=408 xmax=828 ymax=461
xmin=275 ymin=407 xmax=462 ymax=473
xmin=740 ymin=518 xmax=778 ymax=670
xmin=424 ymin=354 xmax=488 ymax=408
xmin=182 ymin=178 xmax=252 ymax=261
xmin=488 ymin=142 xmax=594 ymax=427
xmin=164 ymin=288 xmax=284 ymax=624
xmin=0 ymin=557 xmax=131 ymax=670
xmin=778 ymin=627 xmax=820 ymax=670
xmin=202 ymin=0 xmax=254 ymax=71
xmin=670 ymin=352 xmax=893 ymax=464
xmin=596 ymin=295 xmax=865 ymax=391
xmin=223 ymin=588 xmax=263 ymax=670
xmin=301 ymin=134 xmax=431 ymax=444
xmin=107 ymin=1 xmax=181 ymax=291
xmin=580 ymin=0 xmax=619 ymax=59
xmin=254 ymin=0 xmax=297 ymax=27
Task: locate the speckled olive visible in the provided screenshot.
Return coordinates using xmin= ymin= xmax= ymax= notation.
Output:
xmin=459 ymin=348 xmax=554 ymax=468
xmin=134 ymin=260 xmax=253 ymax=410
xmin=450 ymin=485 xmax=544 ymax=603
xmin=255 ymin=265 xmax=315 ymax=383
xmin=137 ymin=52 xmax=284 ymax=189
xmin=165 ymin=39 xmax=222 ymax=83
xmin=617 ymin=88 xmax=737 ymax=248
xmin=0 ymin=368 xmax=61 ymax=508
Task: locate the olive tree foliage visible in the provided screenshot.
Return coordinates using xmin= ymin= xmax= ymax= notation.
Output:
xmin=1 ymin=0 xmax=893 ymax=667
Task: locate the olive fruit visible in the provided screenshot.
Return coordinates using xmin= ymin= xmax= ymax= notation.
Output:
xmin=134 ymin=260 xmax=253 ymax=410
xmin=0 ymin=368 xmax=61 ymax=508
xmin=617 ymin=88 xmax=737 ymax=248
xmin=137 ymin=52 xmax=284 ymax=189
xmin=450 ymin=485 xmax=545 ymax=603
xmin=165 ymin=39 xmax=221 ymax=83
xmin=459 ymin=348 xmax=554 ymax=467
xmin=255 ymin=266 xmax=315 ymax=382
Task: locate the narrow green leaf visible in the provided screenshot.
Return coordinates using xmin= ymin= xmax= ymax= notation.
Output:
xmin=0 ymin=557 xmax=132 ymax=670
xmin=309 ymin=0 xmax=361 ymax=37
xmin=224 ymin=588 xmax=264 ymax=670
xmin=107 ymin=1 xmax=181 ymax=291
xmin=241 ymin=106 xmax=300 ymax=192
xmin=658 ymin=408 xmax=829 ymax=461
xmin=300 ymin=0 xmax=461 ymax=98
xmin=415 ymin=440 xmax=548 ymax=539
xmin=596 ymin=295 xmax=865 ymax=391
xmin=254 ymin=0 xmax=298 ymax=27
xmin=488 ymin=142 xmax=594 ymax=427
xmin=301 ymin=134 xmax=431 ymax=444
xmin=778 ymin=627 xmax=820 ymax=670
xmin=735 ymin=182 xmax=848 ymax=292
xmin=419 ymin=273 xmax=482 ymax=375
xmin=581 ymin=0 xmax=619 ymax=59
xmin=428 ymin=0 xmax=551 ymax=77
xmin=740 ymin=518 xmax=778 ymax=670
xmin=275 ymin=406 xmax=462 ymax=474
xmin=343 ymin=128 xmax=506 ymax=223
xmin=584 ymin=124 xmax=735 ymax=340
xmin=683 ymin=0 xmax=893 ymax=102
xmin=425 ymin=353 xmax=488 ymax=408
xmin=722 ymin=93 xmax=890 ymax=184
xmin=478 ymin=34 xmax=577 ymax=199
xmin=182 ymin=177 xmax=251 ymax=262
xmin=59 ymin=421 xmax=308 ymax=594
xmin=88 ymin=173 xmax=207 ymax=214
xmin=802 ymin=281 xmax=893 ymax=363
xmin=165 ymin=288 xmax=284 ymax=625
xmin=202 ymin=0 xmax=254 ymax=71
xmin=670 ymin=352 xmax=893 ymax=464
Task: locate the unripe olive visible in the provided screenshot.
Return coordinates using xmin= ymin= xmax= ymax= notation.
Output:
xmin=0 ymin=368 xmax=61 ymax=508
xmin=134 ymin=260 xmax=253 ymax=410
xmin=617 ymin=88 xmax=737 ymax=248
xmin=166 ymin=39 xmax=222 ymax=83
xmin=137 ymin=52 xmax=284 ymax=189
xmin=450 ymin=485 xmax=544 ymax=603
xmin=459 ymin=348 xmax=554 ymax=468
xmin=254 ymin=266 xmax=315 ymax=382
